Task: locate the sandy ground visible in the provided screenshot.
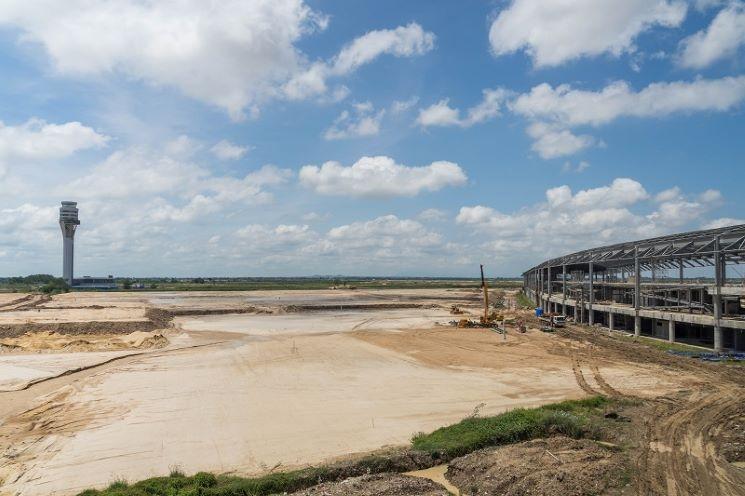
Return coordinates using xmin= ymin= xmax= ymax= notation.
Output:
xmin=0 ymin=290 xmax=699 ymax=496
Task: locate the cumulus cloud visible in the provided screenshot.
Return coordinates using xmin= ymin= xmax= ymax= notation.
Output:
xmin=331 ymin=23 xmax=435 ymax=75
xmin=282 ymin=22 xmax=435 ymax=101
xmin=418 ymin=208 xmax=448 ymax=222
xmin=218 ymin=214 xmax=448 ymax=272
xmin=526 ymin=123 xmax=595 ymax=159
xmin=416 ymin=89 xmax=508 ymax=128
xmin=703 ymin=217 xmax=745 ymax=229
xmin=61 ymin=147 xmax=291 ymax=226
xmin=391 ymin=97 xmax=419 ymax=114
xmin=211 ymin=140 xmax=251 ymax=160
xmin=678 ymin=2 xmax=745 ymax=68
xmin=324 ymin=102 xmax=385 ymax=140
xmin=509 ymin=76 xmax=745 ymax=158
xmin=0 ymin=0 xmax=327 ymax=120
xmin=456 ymin=179 xmax=725 ymax=263
xmin=511 ymin=76 xmax=745 ymax=127
xmin=0 ymin=2 xmax=433 ymax=119
xmin=299 ymin=156 xmax=467 ymax=197
xmin=0 ymin=118 xmax=108 ymax=163
xmin=488 ymin=0 xmax=687 ymax=67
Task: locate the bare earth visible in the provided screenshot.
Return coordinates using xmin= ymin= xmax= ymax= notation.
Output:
xmin=0 ymin=289 xmax=733 ymax=496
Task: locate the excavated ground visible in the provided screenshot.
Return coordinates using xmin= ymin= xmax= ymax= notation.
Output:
xmin=0 ymin=289 xmax=742 ymax=496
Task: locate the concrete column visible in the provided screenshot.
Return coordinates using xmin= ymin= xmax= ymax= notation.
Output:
xmin=668 ymin=317 xmax=675 ymax=344
xmin=547 ymin=265 xmax=551 ymax=298
xmin=714 ymin=236 xmax=723 ymax=352
xmin=562 ymin=264 xmax=567 ymax=316
xmin=588 ymin=262 xmax=594 ymax=326
xmin=608 ymin=311 xmax=614 ymax=336
xmin=634 ymin=246 xmax=641 ymax=337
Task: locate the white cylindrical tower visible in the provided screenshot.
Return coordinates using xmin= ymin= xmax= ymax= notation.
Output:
xmin=59 ymin=201 xmax=80 ymax=286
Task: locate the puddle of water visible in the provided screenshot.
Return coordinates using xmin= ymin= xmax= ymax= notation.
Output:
xmin=405 ymin=464 xmax=460 ymax=495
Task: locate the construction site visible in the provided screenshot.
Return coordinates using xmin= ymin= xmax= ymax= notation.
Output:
xmin=0 ymin=206 xmax=742 ymax=496
xmin=523 ymin=224 xmax=745 ymax=352
xmin=0 ymin=268 xmax=743 ymax=495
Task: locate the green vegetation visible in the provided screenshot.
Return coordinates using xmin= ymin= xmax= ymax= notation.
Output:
xmin=515 ymin=290 xmax=535 ymax=309
xmin=411 ymin=396 xmax=609 ymax=458
xmin=40 ymin=277 xmax=70 ymax=294
xmin=0 ymin=274 xmax=69 ymax=293
xmin=111 ymin=277 xmax=522 ymax=292
xmin=1 ymin=275 xmax=524 ymax=293
xmin=76 ymin=396 xmax=611 ymax=496
xmin=633 ymin=335 xmax=708 ymax=353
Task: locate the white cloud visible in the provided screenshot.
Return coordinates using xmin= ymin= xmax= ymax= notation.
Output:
xmin=324 ymin=102 xmax=385 ymax=140
xmin=510 ymin=76 xmax=745 ymax=159
xmin=0 ymin=0 xmax=328 ymax=120
xmin=416 ymin=99 xmax=461 ymax=127
xmin=62 ymin=148 xmax=291 ymax=227
xmin=418 ymin=208 xmax=448 ymax=222
xmin=211 ymin=140 xmax=250 ymax=160
xmin=0 ymin=118 xmax=108 ymax=163
xmin=391 ymin=97 xmax=419 ymax=114
xmin=164 ymin=135 xmax=201 ymax=158
xmin=317 ymin=215 xmax=442 ymax=260
xmin=0 ymin=3 xmax=433 ymax=119
xmin=299 ymin=155 xmax=467 ymax=197
xmin=678 ymin=3 xmax=745 ymax=68
xmin=561 ymin=161 xmax=591 ymax=173
xmin=456 ymin=179 xmax=724 ymax=263
xmin=488 ymin=0 xmax=687 ymax=67
xmin=698 ymin=188 xmax=723 ymax=203
xmin=527 ymin=123 xmax=595 ymax=159
xmin=330 ymin=23 xmax=435 ymax=75
xmin=511 ymin=76 xmax=745 ymax=127
xmin=416 ymin=89 xmax=508 ymax=128
xmin=214 ymin=214 xmax=451 ymax=272
xmin=282 ymin=23 xmax=435 ymax=101
xmin=703 ymin=217 xmax=745 ymax=229
xmin=655 ymin=186 xmax=682 ymax=202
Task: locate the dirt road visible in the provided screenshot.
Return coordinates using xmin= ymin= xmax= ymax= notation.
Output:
xmin=553 ymin=324 xmax=745 ymax=496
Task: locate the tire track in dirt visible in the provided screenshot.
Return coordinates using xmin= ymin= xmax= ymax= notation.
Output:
xmin=555 ymin=323 xmax=745 ymax=496
xmin=571 ymin=357 xmax=600 ymax=395
xmin=589 ymin=364 xmax=624 ymax=398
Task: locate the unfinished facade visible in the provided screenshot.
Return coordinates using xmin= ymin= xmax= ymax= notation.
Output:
xmin=523 ymin=224 xmax=745 ymax=352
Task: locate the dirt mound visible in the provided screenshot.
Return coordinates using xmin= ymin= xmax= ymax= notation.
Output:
xmin=0 ymin=320 xmax=159 ymax=340
xmin=446 ymin=436 xmax=627 ymax=496
xmin=291 ymin=473 xmax=449 ymax=495
xmin=282 ymin=303 xmax=430 ymax=312
xmin=0 ymin=330 xmax=168 ymax=352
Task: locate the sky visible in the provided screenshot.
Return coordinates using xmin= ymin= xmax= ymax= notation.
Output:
xmin=0 ymin=0 xmax=744 ymax=278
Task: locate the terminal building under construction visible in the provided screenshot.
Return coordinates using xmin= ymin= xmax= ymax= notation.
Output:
xmin=523 ymin=224 xmax=745 ymax=352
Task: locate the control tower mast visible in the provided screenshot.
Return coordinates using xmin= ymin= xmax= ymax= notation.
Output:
xmin=59 ymin=201 xmax=80 ymax=286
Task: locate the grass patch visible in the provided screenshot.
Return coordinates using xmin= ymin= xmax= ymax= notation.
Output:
xmin=634 ymin=336 xmax=707 ymax=353
xmin=77 ymin=397 xmax=611 ymax=496
xmin=411 ymin=396 xmax=609 ymax=458
xmin=515 ymin=290 xmax=535 ymax=309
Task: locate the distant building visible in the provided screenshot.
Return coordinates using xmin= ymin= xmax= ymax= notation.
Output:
xmin=74 ymin=276 xmax=118 ymax=290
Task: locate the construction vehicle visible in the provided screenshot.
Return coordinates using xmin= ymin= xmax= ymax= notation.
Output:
xmin=539 ymin=313 xmax=566 ymax=328
xmin=480 ymin=264 xmax=490 ymax=324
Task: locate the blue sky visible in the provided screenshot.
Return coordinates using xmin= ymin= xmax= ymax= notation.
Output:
xmin=0 ymin=0 xmax=744 ymax=277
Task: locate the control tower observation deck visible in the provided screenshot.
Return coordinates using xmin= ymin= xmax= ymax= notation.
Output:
xmin=59 ymin=201 xmax=80 ymax=286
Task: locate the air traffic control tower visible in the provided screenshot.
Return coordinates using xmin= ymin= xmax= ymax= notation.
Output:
xmin=59 ymin=201 xmax=80 ymax=286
